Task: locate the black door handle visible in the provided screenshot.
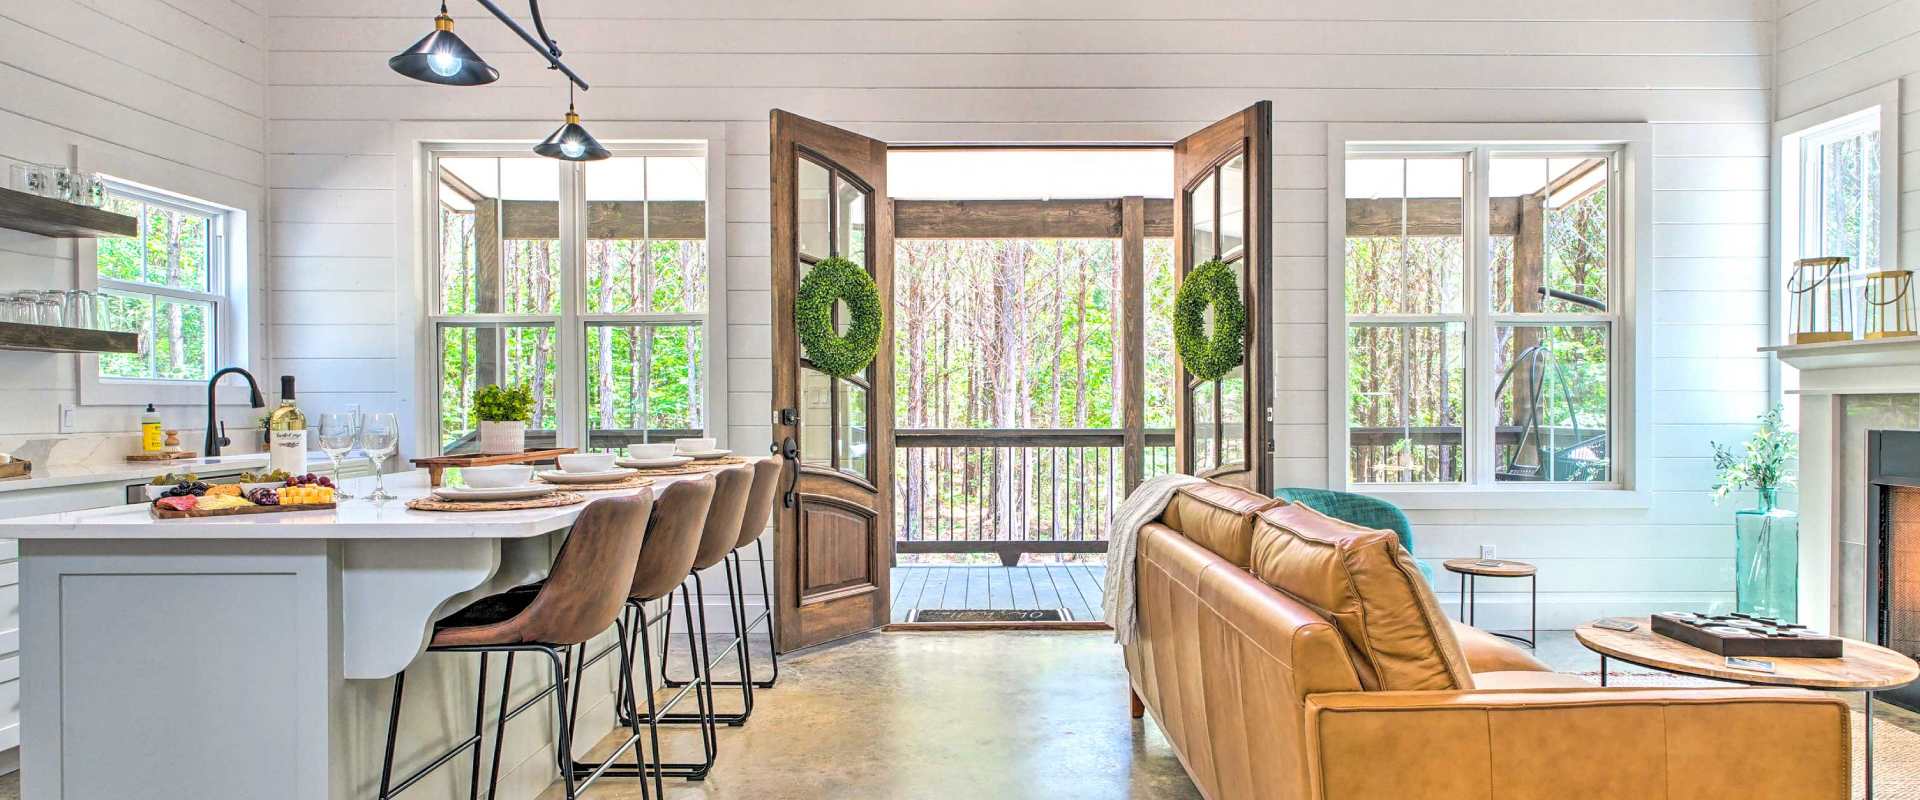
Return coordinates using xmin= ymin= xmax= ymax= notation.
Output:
xmin=778 ymin=435 xmax=801 ymax=508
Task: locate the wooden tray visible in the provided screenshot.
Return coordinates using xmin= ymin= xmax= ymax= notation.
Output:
xmin=150 ymin=501 xmax=337 ymax=520
xmin=410 ymin=448 xmax=578 ymax=487
xmin=406 ymin=492 xmax=587 ymax=513
xmin=1651 ymin=612 xmax=1844 ymax=658
xmin=126 ymin=450 xmax=198 ymax=462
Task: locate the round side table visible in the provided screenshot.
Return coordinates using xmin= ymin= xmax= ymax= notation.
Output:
xmin=1576 ymin=617 xmax=1919 ymax=800
xmin=1442 ymin=558 xmax=1536 ymax=648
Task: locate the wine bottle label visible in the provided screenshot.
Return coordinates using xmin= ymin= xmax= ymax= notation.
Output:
xmin=270 ymin=429 xmax=308 ymax=475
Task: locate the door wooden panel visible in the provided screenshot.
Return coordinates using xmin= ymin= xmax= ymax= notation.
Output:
xmin=770 ymin=110 xmax=893 ymax=651
xmin=1173 ymin=103 xmax=1273 ymax=494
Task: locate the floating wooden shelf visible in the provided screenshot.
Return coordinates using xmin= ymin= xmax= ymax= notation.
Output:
xmin=0 ymin=321 xmax=139 ymax=354
xmin=0 ymin=186 xmax=137 ymax=238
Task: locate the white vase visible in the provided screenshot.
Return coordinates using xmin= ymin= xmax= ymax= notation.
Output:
xmin=477 ymin=420 xmax=526 ymax=455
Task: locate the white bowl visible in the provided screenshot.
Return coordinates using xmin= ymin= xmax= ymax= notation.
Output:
xmin=673 ymin=437 xmax=718 ymax=454
xmin=627 ymin=443 xmax=676 ymax=460
xmin=557 ymin=453 xmax=617 ymax=473
xmin=462 ymin=465 xmax=533 ymax=489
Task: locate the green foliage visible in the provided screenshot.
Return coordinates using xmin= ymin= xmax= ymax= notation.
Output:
xmin=473 ymin=383 xmax=533 ymax=423
xmin=797 ymin=256 xmax=882 ymax=378
xmin=1173 ymin=259 xmax=1246 ymax=381
xmin=1712 ymin=406 xmax=1797 ymax=501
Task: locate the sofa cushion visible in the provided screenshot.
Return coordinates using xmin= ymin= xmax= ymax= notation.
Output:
xmin=1159 ymin=482 xmax=1283 ymax=567
xmin=1248 ymin=503 xmax=1473 ymax=692
xmin=1471 ymin=670 xmax=1595 ymax=690
xmin=1452 ymin=620 xmax=1552 ymax=674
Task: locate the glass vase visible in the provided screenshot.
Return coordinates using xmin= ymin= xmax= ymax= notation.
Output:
xmin=1734 ymin=489 xmax=1798 ymax=622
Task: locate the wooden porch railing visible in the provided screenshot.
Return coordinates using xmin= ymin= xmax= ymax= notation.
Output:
xmin=893 ymin=428 xmax=1174 ymax=566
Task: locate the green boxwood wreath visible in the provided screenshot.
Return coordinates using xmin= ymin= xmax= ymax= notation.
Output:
xmin=796 ymin=256 xmax=883 ymax=378
xmin=1173 ymin=259 xmax=1247 ymax=381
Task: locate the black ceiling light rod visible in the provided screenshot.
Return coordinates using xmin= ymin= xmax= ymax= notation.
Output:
xmin=470 ymin=0 xmax=590 ymax=91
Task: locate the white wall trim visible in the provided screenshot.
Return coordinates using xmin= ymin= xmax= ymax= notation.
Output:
xmin=1323 ymin=122 xmax=1654 ymax=510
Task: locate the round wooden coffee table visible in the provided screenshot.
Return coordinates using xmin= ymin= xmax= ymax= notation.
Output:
xmin=1443 ymin=558 xmax=1535 ymax=648
xmin=1577 ymin=617 xmax=1919 ymax=799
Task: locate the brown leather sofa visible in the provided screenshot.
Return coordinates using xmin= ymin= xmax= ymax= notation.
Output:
xmin=1123 ymin=481 xmax=1851 ymax=800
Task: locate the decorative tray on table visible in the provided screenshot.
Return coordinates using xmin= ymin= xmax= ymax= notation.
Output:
xmin=1651 ymin=612 xmax=1843 ymax=658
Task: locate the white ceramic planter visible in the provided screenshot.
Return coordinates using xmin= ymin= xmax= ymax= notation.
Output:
xmin=477 ymin=420 xmax=527 ymax=455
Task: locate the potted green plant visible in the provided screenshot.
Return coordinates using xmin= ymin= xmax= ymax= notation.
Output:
xmin=1711 ymin=406 xmax=1798 ymax=621
xmin=474 ymin=384 xmax=533 ymax=455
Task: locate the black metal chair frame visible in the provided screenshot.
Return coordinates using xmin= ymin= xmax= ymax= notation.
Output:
xmin=659 ymin=539 xmax=782 ymax=710
xmin=376 ymin=614 xmax=650 ymax=800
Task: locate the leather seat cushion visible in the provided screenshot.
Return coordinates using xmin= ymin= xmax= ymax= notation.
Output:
xmin=1452 ymin=620 xmax=1552 ymax=674
xmin=1249 ymin=503 xmax=1473 ymax=692
xmin=1471 ymin=670 xmax=1597 ymax=690
xmin=1159 ymin=482 xmax=1284 ymax=567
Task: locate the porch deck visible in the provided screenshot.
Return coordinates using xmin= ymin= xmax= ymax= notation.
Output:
xmin=890 ymin=565 xmax=1108 ymax=623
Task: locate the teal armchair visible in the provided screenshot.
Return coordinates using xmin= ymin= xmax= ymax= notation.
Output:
xmin=1272 ymin=487 xmax=1433 ymax=583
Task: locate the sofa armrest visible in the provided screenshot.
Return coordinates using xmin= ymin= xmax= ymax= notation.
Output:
xmin=1304 ymin=688 xmax=1850 ymax=800
xmin=1450 ymin=620 xmax=1551 ymax=673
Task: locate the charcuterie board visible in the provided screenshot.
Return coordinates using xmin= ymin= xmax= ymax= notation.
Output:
xmin=150 ymin=502 xmax=337 ymax=520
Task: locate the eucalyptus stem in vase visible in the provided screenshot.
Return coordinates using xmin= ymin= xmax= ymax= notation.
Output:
xmin=1711 ymin=406 xmax=1799 ymax=622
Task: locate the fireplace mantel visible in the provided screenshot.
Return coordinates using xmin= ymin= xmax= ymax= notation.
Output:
xmin=1763 ymin=335 xmax=1920 ymax=635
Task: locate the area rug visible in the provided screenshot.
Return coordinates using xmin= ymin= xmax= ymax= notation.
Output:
xmin=1563 ymin=670 xmax=1920 ymax=799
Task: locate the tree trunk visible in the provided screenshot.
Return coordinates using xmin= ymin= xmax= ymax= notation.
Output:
xmin=1073 ymin=247 xmax=1089 ymax=428
xmin=530 ymin=240 xmax=553 ymax=426
xmin=594 ymin=241 xmax=616 ymax=424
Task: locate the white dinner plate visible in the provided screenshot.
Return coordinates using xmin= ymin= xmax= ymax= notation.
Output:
xmin=432 ymin=484 xmax=558 ymax=502
xmin=616 ymin=455 xmax=695 ymax=468
xmin=678 ymin=449 xmax=733 ymax=460
xmin=536 ymin=467 xmax=637 ymax=484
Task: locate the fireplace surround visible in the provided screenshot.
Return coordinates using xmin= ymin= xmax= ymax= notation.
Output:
xmin=1869 ymin=430 xmax=1920 ymax=712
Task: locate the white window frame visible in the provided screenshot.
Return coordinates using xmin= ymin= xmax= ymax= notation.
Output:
xmin=1326 ymin=123 xmax=1653 ymax=510
xmin=76 ymin=179 xmax=250 ymax=407
xmin=417 ymin=140 xmax=726 ymax=456
xmin=1771 ymin=81 xmax=1902 ymax=361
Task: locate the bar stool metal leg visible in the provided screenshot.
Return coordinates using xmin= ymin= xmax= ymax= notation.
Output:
xmin=752 ymin=538 xmax=781 ymax=688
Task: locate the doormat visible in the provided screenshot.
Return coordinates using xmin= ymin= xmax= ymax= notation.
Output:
xmin=910 ymin=609 xmax=1069 ymax=623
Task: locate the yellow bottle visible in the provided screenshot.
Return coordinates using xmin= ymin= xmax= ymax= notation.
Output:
xmin=140 ymin=404 xmax=164 ymax=453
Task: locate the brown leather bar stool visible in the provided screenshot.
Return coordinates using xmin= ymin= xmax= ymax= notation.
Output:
xmin=665 ymin=458 xmax=783 ymax=697
xmin=656 ymin=465 xmax=756 ymax=726
xmin=569 ymin=476 xmax=717 ymax=795
xmin=377 ymin=492 xmax=655 ymax=800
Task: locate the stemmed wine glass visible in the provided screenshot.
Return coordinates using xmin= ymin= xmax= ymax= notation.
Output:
xmin=360 ymin=412 xmax=400 ymax=501
xmin=316 ymin=413 xmax=358 ymax=500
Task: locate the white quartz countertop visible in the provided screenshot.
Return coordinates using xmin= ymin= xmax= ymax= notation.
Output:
xmin=0 ymin=469 xmax=705 ymax=540
xmin=0 ymin=452 xmax=275 ymax=494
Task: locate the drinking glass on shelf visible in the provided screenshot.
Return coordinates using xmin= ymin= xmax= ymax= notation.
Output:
xmin=35 ymin=298 xmax=62 ymax=327
xmin=62 ymin=290 xmax=94 ymax=329
xmin=75 ymin=173 xmax=105 ymax=208
xmin=317 ymin=413 xmax=359 ymax=500
xmin=45 ymin=167 xmax=75 ymax=202
xmin=10 ymin=164 xmax=47 ymax=196
xmin=3 ymin=294 xmax=34 ymax=323
xmin=360 ymin=412 xmax=400 ymax=501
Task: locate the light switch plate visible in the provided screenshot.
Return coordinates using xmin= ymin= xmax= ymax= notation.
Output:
xmin=58 ymin=402 xmax=77 ymax=433
xmin=1479 ymin=544 xmax=1497 ymax=560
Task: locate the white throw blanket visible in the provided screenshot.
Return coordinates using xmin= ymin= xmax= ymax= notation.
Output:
xmin=1102 ymin=473 xmax=1205 ymax=645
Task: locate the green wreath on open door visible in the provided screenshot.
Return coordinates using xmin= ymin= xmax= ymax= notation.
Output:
xmin=795 ymin=256 xmax=883 ymax=378
xmin=1173 ymin=259 xmax=1247 ymax=381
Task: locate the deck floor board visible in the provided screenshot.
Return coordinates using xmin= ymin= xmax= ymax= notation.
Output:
xmin=890 ymin=565 xmax=1105 ymax=622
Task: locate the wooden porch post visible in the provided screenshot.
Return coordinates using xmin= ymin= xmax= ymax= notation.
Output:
xmin=1121 ymin=196 xmax=1146 ymax=494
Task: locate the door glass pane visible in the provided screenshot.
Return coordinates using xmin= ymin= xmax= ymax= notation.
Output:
xmin=1494 ymin=324 xmax=1610 ymax=483
xmin=797 ymin=157 xmax=831 ymax=260
xmin=1219 ymin=153 xmax=1246 ymax=261
xmin=800 ymin=368 xmax=834 ymax=467
xmin=584 ymin=158 xmax=710 ymax=314
xmin=1192 ymin=380 xmax=1216 ymax=472
xmin=436 ymin=322 xmax=558 ymax=454
xmin=438 ymin=157 xmax=561 ymax=314
xmin=1190 ymin=171 xmax=1217 ymax=263
xmin=1343 ymin=156 xmax=1464 ymax=315
xmin=585 ymin=323 xmax=704 ymax=453
xmin=836 ymin=175 xmax=867 ymax=266
xmin=1346 ymin=323 xmax=1465 ymax=484
xmin=1489 ymin=156 xmax=1609 ymax=314
xmin=839 ymin=380 xmax=869 ymax=477
xmin=1219 ymin=366 xmax=1245 ymax=468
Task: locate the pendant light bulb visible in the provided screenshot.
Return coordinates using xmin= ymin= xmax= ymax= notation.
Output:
xmin=389 ymin=6 xmax=498 ymax=86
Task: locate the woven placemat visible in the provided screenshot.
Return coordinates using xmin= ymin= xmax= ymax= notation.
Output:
xmin=405 ymin=491 xmax=588 ymax=513
xmin=624 ymin=456 xmax=748 ymax=476
xmin=534 ymin=474 xmax=656 ymax=491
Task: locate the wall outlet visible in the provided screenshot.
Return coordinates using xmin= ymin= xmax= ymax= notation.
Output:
xmin=1479 ymin=544 xmax=1497 ymax=560
xmin=58 ymin=402 xmax=77 ymax=434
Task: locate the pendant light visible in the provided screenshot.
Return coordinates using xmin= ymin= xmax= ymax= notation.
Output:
xmin=389 ymin=2 xmax=498 ymax=86
xmin=534 ymin=85 xmax=610 ymax=161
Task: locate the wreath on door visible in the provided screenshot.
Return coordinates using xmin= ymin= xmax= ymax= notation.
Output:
xmin=1173 ymin=259 xmax=1247 ymax=381
xmin=796 ymin=256 xmax=883 ymax=378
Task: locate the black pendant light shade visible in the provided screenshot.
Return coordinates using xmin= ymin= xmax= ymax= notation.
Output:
xmin=535 ymin=109 xmax=611 ymax=161
xmin=389 ymin=13 xmax=499 ymax=86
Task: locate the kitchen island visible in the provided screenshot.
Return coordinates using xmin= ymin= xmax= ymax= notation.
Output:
xmin=0 ymin=469 xmax=702 ymax=800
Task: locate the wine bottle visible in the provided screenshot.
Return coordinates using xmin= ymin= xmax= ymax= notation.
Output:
xmin=267 ymin=375 xmax=308 ymax=475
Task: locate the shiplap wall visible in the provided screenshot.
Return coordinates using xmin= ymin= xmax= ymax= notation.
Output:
xmin=1777 ymin=0 xmax=1920 ymax=269
xmin=264 ymin=0 xmax=1776 ymax=628
xmin=0 ymin=0 xmax=269 ymax=438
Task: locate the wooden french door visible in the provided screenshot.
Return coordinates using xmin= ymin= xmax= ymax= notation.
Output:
xmin=1173 ymin=102 xmax=1274 ymax=494
xmin=769 ymin=110 xmax=894 ymax=651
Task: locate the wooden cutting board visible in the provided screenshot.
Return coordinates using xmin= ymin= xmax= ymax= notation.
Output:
xmin=150 ymin=501 xmax=337 ymax=519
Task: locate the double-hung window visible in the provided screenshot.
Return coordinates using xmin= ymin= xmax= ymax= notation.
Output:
xmin=427 ymin=146 xmax=716 ymax=455
xmin=1775 ymin=82 xmax=1901 ymax=345
xmin=93 ymin=183 xmax=230 ymax=383
xmin=1333 ymin=129 xmax=1644 ymax=504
